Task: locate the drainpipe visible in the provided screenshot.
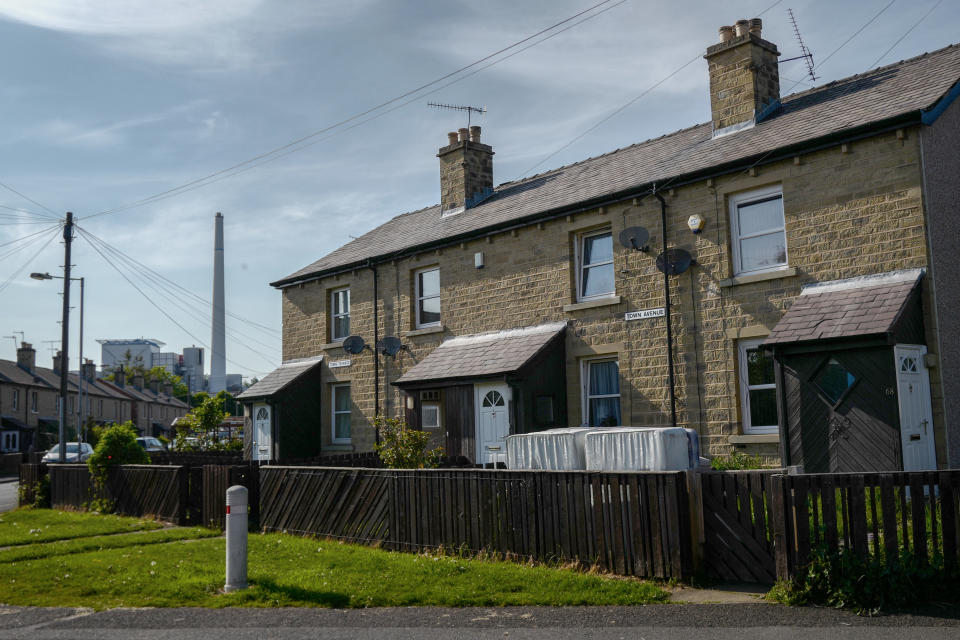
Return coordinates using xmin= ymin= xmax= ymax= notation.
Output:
xmin=369 ymin=261 xmax=381 ymax=445
xmin=652 ymin=189 xmax=678 ymax=429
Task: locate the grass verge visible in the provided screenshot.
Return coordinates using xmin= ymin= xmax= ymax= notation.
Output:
xmin=0 ymin=509 xmax=161 ymax=547
xmin=0 ymin=510 xmax=668 ymax=609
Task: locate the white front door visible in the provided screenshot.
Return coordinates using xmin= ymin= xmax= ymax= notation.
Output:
xmin=476 ymin=383 xmax=510 ymax=465
xmin=253 ymin=403 xmax=272 ymax=461
xmin=895 ymin=345 xmax=936 ymax=471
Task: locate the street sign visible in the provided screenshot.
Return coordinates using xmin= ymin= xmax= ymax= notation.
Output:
xmin=625 ymin=308 xmax=665 ymax=321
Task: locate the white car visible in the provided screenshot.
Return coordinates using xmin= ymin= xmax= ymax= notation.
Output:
xmin=136 ymin=436 xmax=166 ymax=452
xmin=42 ymin=442 xmax=94 ymax=463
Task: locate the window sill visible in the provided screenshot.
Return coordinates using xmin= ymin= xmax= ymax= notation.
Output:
xmin=563 ymin=295 xmax=622 ymax=313
xmin=405 ymin=325 xmax=445 ymax=337
xmin=729 ymin=434 xmax=780 ymax=445
xmin=325 ymin=443 xmax=353 ymax=452
xmin=719 ymin=267 xmax=797 ymax=288
xmin=322 ymin=341 xmax=345 ymax=351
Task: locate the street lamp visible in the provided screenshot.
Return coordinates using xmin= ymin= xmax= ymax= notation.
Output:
xmin=31 ymin=270 xmax=85 ymax=459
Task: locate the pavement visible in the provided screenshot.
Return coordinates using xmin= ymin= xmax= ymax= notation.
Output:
xmin=0 ymin=476 xmax=16 ymax=514
xmin=0 ymin=604 xmax=959 ymax=639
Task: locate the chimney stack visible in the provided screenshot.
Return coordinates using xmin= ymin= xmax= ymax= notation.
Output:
xmin=163 ymin=382 xmax=173 ymax=396
xmin=149 ymin=380 xmax=160 ymax=394
xmin=17 ymin=342 xmax=35 ymax=372
xmin=114 ymin=366 xmax=126 ymax=388
xmin=132 ymin=373 xmax=144 ymax=390
xmin=82 ymin=359 xmax=97 ymax=382
xmin=438 ymin=126 xmax=494 ymax=214
xmin=704 ymin=17 xmax=780 ymax=135
xmin=53 ymin=351 xmax=62 ymax=375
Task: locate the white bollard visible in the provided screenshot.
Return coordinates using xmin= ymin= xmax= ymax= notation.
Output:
xmin=224 ymin=485 xmax=248 ymax=592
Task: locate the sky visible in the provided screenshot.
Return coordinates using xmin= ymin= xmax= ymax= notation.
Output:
xmin=0 ymin=0 xmax=956 ymax=383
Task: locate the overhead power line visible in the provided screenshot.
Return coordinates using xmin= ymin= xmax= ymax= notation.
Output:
xmin=868 ymin=0 xmax=942 ymax=69
xmin=0 ymin=225 xmax=61 ymax=295
xmin=78 ymin=0 xmax=624 ymax=222
xmin=0 ymin=180 xmax=60 ymax=219
xmin=75 ymin=225 xmax=276 ymax=375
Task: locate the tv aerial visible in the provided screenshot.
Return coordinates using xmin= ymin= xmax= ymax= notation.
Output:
xmin=376 ymin=336 xmax=406 ymax=357
xmin=428 ymin=102 xmax=487 ymax=128
xmin=782 ymin=8 xmax=816 ymax=82
xmin=655 ymin=248 xmax=694 ymax=275
xmin=341 ymin=335 xmax=369 ymax=355
xmin=618 ymin=227 xmax=650 ymax=252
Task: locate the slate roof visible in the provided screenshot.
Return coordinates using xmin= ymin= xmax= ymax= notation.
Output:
xmin=274 ymin=43 xmax=960 ymax=288
xmin=237 ymin=356 xmax=324 ymax=400
xmin=0 ymin=360 xmax=55 ymax=388
xmin=394 ymin=322 xmax=566 ymax=385
xmin=764 ymin=269 xmax=924 ymax=345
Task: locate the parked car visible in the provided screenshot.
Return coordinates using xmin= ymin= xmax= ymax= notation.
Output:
xmin=42 ymin=442 xmax=94 ymax=463
xmin=135 ymin=437 xmax=166 ymax=452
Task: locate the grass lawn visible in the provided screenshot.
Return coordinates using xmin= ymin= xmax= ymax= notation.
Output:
xmin=0 ymin=509 xmax=161 ymax=546
xmin=0 ymin=510 xmax=668 ymax=610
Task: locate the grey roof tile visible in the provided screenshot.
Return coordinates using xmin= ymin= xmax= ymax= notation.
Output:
xmin=395 ymin=323 xmax=566 ymax=385
xmin=237 ymin=356 xmax=324 ymax=400
xmin=275 ymin=44 xmax=960 ymax=287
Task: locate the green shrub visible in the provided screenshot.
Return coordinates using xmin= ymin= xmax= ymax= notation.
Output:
xmin=17 ymin=474 xmax=50 ymax=508
xmin=87 ymin=422 xmax=149 ymax=512
xmin=374 ymin=415 xmax=443 ymax=469
xmin=710 ymin=451 xmax=763 ymax=471
xmin=769 ymin=546 xmax=960 ymax=614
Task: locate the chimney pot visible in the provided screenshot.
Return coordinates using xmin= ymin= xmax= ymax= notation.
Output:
xmin=458 ymin=127 xmax=469 ymax=143
xmin=719 ymin=25 xmax=734 ymax=42
xmin=749 ymin=18 xmax=762 ymax=35
xmin=447 ymin=131 xmax=458 ymax=145
xmin=469 ymin=125 xmax=481 ymax=143
xmin=438 ymin=126 xmax=494 ymax=213
xmin=53 ymin=350 xmax=62 ymax=375
xmin=735 ymin=19 xmax=750 ymax=37
xmin=705 ymin=21 xmax=780 ymax=134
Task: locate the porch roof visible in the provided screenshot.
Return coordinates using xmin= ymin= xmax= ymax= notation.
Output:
xmin=764 ymin=269 xmax=924 ymax=346
xmin=394 ymin=322 xmax=566 ymax=385
xmin=1 ymin=416 xmax=31 ymax=431
xmin=236 ymin=356 xmax=324 ymax=400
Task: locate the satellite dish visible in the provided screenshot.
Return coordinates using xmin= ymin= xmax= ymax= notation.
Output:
xmin=376 ymin=336 xmax=403 ymax=357
xmin=341 ymin=335 xmax=367 ymax=355
xmin=618 ymin=226 xmax=650 ymax=251
xmin=655 ymin=248 xmax=693 ymax=275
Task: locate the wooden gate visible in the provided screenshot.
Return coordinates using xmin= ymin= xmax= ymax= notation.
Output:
xmin=700 ymin=470 xmax=778 ymax=582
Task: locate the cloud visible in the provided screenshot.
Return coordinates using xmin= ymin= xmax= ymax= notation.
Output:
xmin=0 ymin=0 xmax=380 ymax=70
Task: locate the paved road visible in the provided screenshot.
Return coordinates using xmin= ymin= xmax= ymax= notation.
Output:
xmin=1 ymin=605 xmax=959 ymax=639
xmin=0 ymin=476 xmax=16 ymax=513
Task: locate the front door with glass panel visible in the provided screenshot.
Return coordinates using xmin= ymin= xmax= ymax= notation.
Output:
xmin=476 ymin=383 xmax=510 ymax=465
xmin=895 ymin=345 xmax=936 ymax=471
xmin=253 ymin=404 xmax=272 ymax=461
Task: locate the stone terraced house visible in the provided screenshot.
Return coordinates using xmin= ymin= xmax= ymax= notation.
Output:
xmin=240 ymin=21 xmax=960 ymax=472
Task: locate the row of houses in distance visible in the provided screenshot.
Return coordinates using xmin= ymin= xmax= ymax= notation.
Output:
xmin=0 ymin=342 xmax=189 ymax=454
xmin=240 ymin=20 xmax=960 ymax=473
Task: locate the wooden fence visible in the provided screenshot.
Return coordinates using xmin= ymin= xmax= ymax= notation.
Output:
xmin=48 ymin=464 xmax=192 ymax=525
xmin=202 ymin=464 xmax=260 ymax=529
xmin=1 ymin=452 xmax=22 ymax=475
xmin=18 ymin=463 xmax=46 ymax=505
xmin=772 ymin=470 xmax=960 ymax=579
xmin=259 ymin=467 xmax=693 ymax=579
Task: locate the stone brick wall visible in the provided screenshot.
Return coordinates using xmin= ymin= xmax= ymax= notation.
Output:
xmin=282 ymin=124 xmax=947 ymax=467
xmin=438 ymin=133 xmax=494 ymax=213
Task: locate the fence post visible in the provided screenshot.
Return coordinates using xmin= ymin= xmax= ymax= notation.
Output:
xmin=770 ymin=473 xmax=792 ymax=581
xmin=224 ymin=485 xmax=248 ymax=592
xmin=685 ymin=469 xmax=704 ymax=577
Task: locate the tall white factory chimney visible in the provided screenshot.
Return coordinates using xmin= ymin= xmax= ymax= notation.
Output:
xmin=209 ymin=212 xmax=226 ymax=394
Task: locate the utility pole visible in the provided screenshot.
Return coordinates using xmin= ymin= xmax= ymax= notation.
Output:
xmin=58 ymin=212 xmax=73 ymax=463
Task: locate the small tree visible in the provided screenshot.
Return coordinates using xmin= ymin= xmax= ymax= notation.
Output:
xmin=176 ymin=394 xmax=229 ymax=451
xmin=374 ymin=414 xmax=443 ymax=469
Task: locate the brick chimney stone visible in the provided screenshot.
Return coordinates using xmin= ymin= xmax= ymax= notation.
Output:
xmin=438 ymin=127 xmax=494 ymax=213
xmin=17 ymin=342 xmax=35 ymax=372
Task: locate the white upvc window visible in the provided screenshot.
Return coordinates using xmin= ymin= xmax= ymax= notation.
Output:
xmin=576 ymin=229 xmax=615 ymax=302
xmin=330 ymin=287 xmax=351 ymax=342
xmin=738 ymin=338 xmax=778 ymax=434
xmin=415 ymin=267 xmax=441 ymax=328
xmin=332 ymin=383 xmax=351 ymax=444
xmin=1 ymin=431 xmax=18 ymax=452
xmin=581 ymin=357 xmax=621 ymax=427
xmin=729 ymin=185 xmax=787 ymax=276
